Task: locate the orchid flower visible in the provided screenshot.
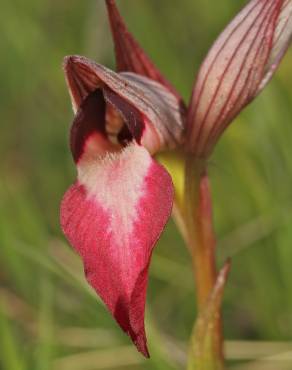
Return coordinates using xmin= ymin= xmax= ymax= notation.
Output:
xmin=60 ymin=0 xmax=292 ymax=359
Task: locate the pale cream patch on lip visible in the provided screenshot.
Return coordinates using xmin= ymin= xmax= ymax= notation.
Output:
xmin=77 ymin=143 xmax=152 ymax=251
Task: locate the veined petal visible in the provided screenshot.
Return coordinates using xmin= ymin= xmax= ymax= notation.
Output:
xmin=187 ymin=0 xmax=292 ymax=158
xmin=105 ymin=0 xmax=182 ymax=101
xmin=64 ymin=56 xmax=185 ymax=156
xmin=259 ymin=0 xmax=292 ymax=92
xmin=60 ymin=142 xmax=174 ymax=357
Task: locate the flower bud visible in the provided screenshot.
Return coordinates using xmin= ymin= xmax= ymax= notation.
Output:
xmin=187 ymin=0 xmax=292 ymax=158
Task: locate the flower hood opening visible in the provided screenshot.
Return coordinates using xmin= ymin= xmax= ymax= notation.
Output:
xmin=64 ymin=55 xmax=186 ymax=158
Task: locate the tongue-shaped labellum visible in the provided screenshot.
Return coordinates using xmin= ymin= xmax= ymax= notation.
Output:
xmin=61 ymin=89 xmax=174 ymax=357
xmin=61 ymin=142 xmax=174 ymax=357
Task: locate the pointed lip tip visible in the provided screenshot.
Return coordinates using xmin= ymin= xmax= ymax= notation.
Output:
xmin=134 ymin=333 xmax=150 ymax=358
xmin=144 ymin=351 xmax=150 ymax=359
xmin=138 ymin=344 xmax=150 ymax=359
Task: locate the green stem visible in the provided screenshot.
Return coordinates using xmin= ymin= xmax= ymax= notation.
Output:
xmin=184 ymin=156 xmax=224 ymax=370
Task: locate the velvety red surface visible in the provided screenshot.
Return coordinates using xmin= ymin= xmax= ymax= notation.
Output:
xmin=60 ymin=153 xmax=173 ymax=357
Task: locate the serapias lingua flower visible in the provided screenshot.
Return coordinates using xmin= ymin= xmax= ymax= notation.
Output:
xmin=60 ymin=0 xmax=291 ymax=358
xmin=61 ymin=7 xmax=186 ymax=357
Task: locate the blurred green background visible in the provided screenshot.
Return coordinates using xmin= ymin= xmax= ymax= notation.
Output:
xmin=1 ymin=0 xmax=292 ymax=369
